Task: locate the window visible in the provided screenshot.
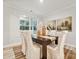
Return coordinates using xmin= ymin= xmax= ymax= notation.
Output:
xmin=20 ymin=16 xmax=37 ymax=34
xmin=20 ymin=17 xmax=29 ymax=30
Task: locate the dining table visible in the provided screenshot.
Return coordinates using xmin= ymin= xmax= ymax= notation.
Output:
xmin=32 ymin=35 xmax=58 ymax=59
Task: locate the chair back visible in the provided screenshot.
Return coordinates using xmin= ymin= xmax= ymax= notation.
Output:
xmin=57 ymin=31 xmax=68 ymax=59
xmin=60 ymin=31 xmax=68 ymax=48
xmin=20 ymin=31 xmax=27 ymax=55
xmin=48 ymin=30 xmax=57 ymax=36
xmin=22 ymin=30 xmax=33 ymax=48
xmin=56 ymin=31 xmax=68 ymax=50
xmin=21 ymin=30 xmax=34 ymax=54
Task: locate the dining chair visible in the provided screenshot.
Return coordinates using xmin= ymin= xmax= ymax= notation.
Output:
xmin=21 ymin=30 xmax=41 ymax=59
xmin=48 ymin=30 xmax=57 ymax=36
xmin=47 ymin=31 xmax=68 ymax=59
xmin=20 ymin=31 xmax=26 ymax=55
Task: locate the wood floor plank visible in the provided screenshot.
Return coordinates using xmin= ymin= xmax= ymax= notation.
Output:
xmin=3 ymin=45 xmax=76 ymax=59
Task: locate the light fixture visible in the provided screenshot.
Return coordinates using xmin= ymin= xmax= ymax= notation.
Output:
xmin=40 ymin=0 xmax=44 ymax=3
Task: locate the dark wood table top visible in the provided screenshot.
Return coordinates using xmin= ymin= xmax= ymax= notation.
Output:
xmin=32 ymin=36 xmax=58 ymax=59
xmin=32 ymin=37 xmax=52 ymax=45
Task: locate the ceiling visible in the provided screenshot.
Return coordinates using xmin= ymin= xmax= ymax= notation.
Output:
xmin=4 ymin=0 xmax=75 ymax=17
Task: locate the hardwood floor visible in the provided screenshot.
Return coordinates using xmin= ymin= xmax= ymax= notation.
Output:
xmin=64 ymin=48 xmax=76 ymax=59
xmin=3 ymin=45 xmax=76 ymax=59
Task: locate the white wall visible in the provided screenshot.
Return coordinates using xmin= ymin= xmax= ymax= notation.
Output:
xmin=3 ymin=5 xmax=22 ymax=47
xmin=4 ymin=2 xmax=75 ymax=48
xmin=42 ymin=5 xmax=76 ymax=47
xmin=3 ymin=4 xmax=42 ymax=47
xmin=3 ymin=5 xmax=10 ymax=46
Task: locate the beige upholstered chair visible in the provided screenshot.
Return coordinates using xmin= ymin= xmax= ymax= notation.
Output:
xmin=48 ymin=30 xmax=57 ymax=36
xmin=21 ymin=30 xmax=40 ymax=59
xmin=20 ymin=31 xmax=26 ymax=55
xmin=47 ymin=31 xmax=68 ymax=59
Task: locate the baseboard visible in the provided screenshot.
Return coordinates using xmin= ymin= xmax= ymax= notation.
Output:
xmin=3 ymin=42 xmax=76 ymax=50
xmin=64 ymin=43 xmax=76 ymax=50
xmin=3 ymin=42 xmax=21 ymax=48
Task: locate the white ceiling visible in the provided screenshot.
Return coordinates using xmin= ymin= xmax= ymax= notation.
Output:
xmin=4 ymin=0 xmax=75 ymax=17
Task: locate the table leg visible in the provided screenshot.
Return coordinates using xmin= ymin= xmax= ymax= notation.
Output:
xmin=42 ymin=45 xmax=47 ymax=59
xmin=55 ymin=37 xmax=58 ymax=45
